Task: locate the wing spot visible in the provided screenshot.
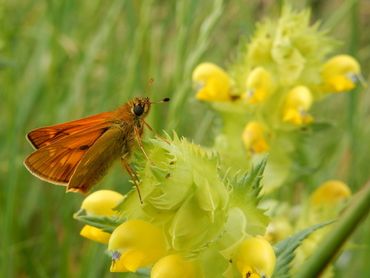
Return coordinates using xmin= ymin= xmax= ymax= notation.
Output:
xmin=79 ymin=145 xmax=89 ymax=150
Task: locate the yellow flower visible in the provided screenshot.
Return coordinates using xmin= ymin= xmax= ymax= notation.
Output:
xmin=151 ymin=254 xmax=200 ymax=278
xmin=310 ymin=180 xmax=351 ymax=206
xmin=242 ymin=121 xmax=269 ymax=153
xmin=80 ymin=190 xmax=124 ymax=244
xmin=233 ymin=236 xmax=276 ymax=278
xmin=109 ymin=219 xmax=167 ymax=272
xmin=81 ymin=190 xmax=124 ymax=216
xmin=244 ymin=67 xmax=274 ymax=104
xmin=321 ymin=55 xmax=362 ymax=93
xmin=192 ymin=62 xmax=231 ymax=102
xmin=282 ymin=86 xmax=313 ymax=125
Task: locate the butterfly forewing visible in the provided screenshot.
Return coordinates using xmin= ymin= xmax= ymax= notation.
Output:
xmin=27 ymin=112 xmax=114 ymax=149
xmin=24 ymin=127 xmax=111 ymax=185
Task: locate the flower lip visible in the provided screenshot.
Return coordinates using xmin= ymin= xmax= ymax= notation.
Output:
xmin=244 ymin=67 xmax=274 ymax=104
xmin=321 ymin=54 xmax=364 ymax=93
xmin=112 ymin=250 xmax=121 ymax=261
xmin=282 ymin=86 xmax=313 ymax=125
xmin=80 ymin=225 xmax=111 ymax=244
xmin=242 ymin=121 xmax=269 ymax=153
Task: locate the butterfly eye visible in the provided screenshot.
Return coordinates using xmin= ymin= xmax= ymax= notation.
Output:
xmin=133 ymin=105 xmax=144 ymax=116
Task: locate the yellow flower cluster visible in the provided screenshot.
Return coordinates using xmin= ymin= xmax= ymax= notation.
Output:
xmin=192 ymin=8 xmax=363 ymax=156
xmin=78 ymin=189 xmax=276 ymax=277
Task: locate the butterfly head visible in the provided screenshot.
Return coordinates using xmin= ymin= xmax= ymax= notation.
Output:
xmin=130 ymin=97 xmax=151 ymax=119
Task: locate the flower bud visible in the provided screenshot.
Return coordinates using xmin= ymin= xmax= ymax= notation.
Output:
xmin=80 ymin=190 xmax=124 ymax=244
xmin=192 ymin=63 xmax=231 ymax=102
xmin=242 ymin=121 xmax=269 ymax=153
xmin=321 ymin=55 xmax=362 ymax=93
xmin=233 ymin=236 xmax=276 ymax=278
xmin=151 ymin=254 xmax=200 ymax=278
xmin=244 ymin=67 xmax=274 ymax=104
xmin=282 ymin=86 xmax=313 ymax=125
xmin=109 ymin=219 xmax=167 ymax=272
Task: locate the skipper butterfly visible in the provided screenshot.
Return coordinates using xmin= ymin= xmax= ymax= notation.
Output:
xmin=24 ymin=97 xmax=169 ymax=201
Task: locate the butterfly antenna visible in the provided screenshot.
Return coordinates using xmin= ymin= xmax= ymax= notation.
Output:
xmin=144 ymin=78 xmax=155 ymax=97
xmin=144 ymin=77 xmax=170 ymax=103
xmin=150 ymin=97 xmax=170 ymax=104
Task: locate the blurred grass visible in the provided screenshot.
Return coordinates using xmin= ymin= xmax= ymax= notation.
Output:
xmin=1 ymin=0 xmax=369 ymax=277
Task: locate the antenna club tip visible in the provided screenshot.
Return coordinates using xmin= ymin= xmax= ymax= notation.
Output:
xmin=163 ymin=97 xmax=170 ymax=102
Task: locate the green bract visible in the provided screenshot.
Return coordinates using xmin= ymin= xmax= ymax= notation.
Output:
xmin=118 ymin=134 xmax=268 ymax=255
xmin=236 ymin=6 xmax=335 ymax=90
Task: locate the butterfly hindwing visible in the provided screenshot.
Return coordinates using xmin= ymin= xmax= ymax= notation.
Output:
xmin=67 ymin=127 xmax=125 ymax=193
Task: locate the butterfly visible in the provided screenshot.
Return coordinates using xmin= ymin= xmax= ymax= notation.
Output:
xmin=24 ymin=97 xmax=169 ymax=201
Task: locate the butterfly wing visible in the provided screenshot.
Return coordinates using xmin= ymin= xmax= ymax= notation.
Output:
xmin=67 ymin=126 xmax=125 ymax=193
xmin=24 ymin=127 xmax=111 ymax=186
xmin=27 ymin=112 xmax=114 ymax=149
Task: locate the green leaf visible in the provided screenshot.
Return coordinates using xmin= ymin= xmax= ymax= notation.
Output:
xmin=73 ymin=210 xmax=122 ymax=233
xmin=303 ymin=121 xmax=335 ymax=133
xmin=273 ymin=221 xmax=333 ymax=278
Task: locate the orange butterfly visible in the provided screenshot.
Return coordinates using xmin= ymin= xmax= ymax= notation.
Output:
xmin=24 ymin=97 xmax=169 ymax=201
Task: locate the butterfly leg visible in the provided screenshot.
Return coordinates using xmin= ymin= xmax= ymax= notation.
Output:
xmin=120 ymin=157 xmax=143 ymax=204
xmin=143 ymin=120 xmax=170 ymax=144
xmin=133 ymin=126 xmax=154 ymax=164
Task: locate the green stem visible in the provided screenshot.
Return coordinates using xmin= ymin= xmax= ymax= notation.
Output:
xmin=347 ymin=0 xmax=360 ymax=189
xmin=295 ymin=181 xmax=370 ymax=278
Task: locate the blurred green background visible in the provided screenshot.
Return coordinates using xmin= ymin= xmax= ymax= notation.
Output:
xmin=1 ymin=0 xmax=369 ymax=277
